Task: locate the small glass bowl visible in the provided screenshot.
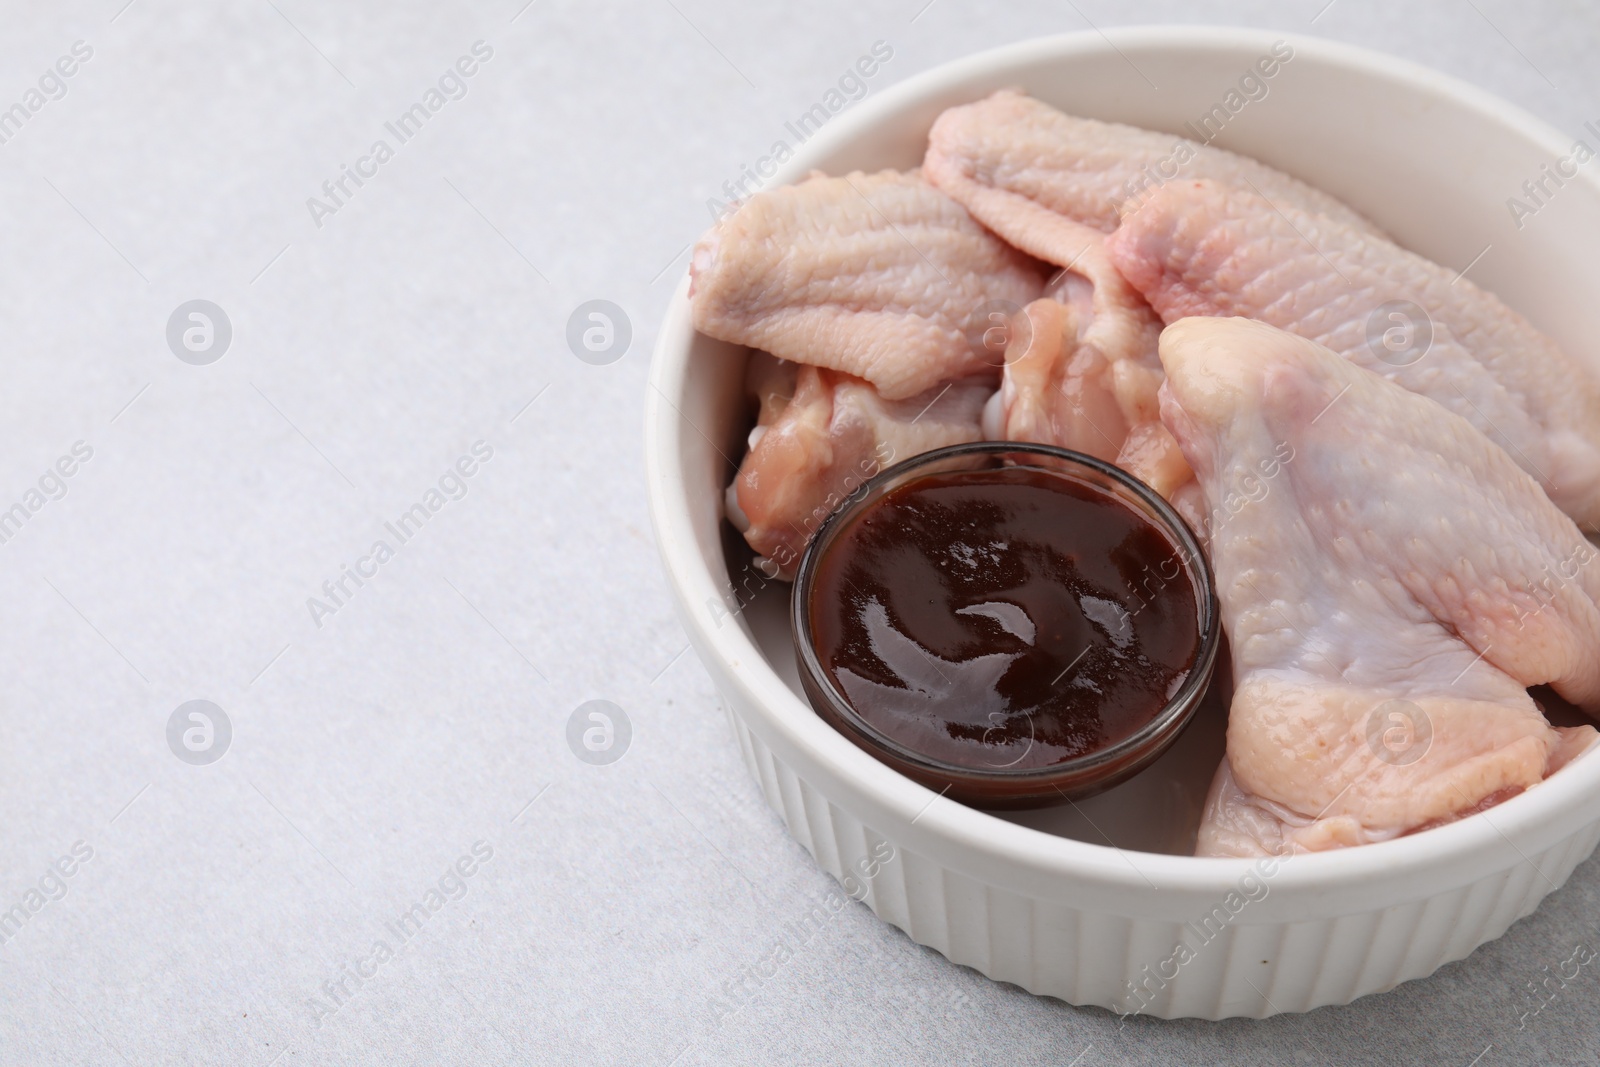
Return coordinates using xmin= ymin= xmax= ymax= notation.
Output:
xmin=791 ymin=441 xmax=1221 ymax=809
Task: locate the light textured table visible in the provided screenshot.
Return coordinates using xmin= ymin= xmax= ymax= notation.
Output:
xmin=0 ymin=1 xmax=1595 ymax=1063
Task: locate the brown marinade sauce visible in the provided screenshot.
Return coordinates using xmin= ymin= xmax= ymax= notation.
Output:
xmin=809 ymin=466 xmax=1201 ymax=771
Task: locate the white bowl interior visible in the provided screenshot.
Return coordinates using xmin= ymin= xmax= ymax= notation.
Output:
xmin=651 ymin=27 xmax=1600 ymax=884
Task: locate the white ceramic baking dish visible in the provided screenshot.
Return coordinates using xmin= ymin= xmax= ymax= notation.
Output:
xmin=645 ymin=26 xmax=1600 ymax=1019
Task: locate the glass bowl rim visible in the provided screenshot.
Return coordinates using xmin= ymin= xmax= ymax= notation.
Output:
xmin=790 ymin=439 xmax=1223 ymax=784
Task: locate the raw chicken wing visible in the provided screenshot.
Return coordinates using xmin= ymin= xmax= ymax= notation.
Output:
xmin=985 ymin=229 xmax=1194 ymax=502
xmin=923 ymin=89 xmax=1378 ymax=271
xmin=691 ymin=170 xmax=1042 ymax=401
xmin=1108 ymin=179 xmax=1600 ymax=527
xmin=726 ymin=354 xmax=993 ymax=578
xmin=1157 ymin=318 xmax=1600 ymax=856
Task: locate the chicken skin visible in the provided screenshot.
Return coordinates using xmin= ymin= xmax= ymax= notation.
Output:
xmin=923 ymin=89 xmax=1378 ymax=270
xmin=1157 ymin=318 xmax=1600 ymax=857
xmin=726 ymin=354 xmax=993 ymax=579
xmin=984 ymin=231 xmax=1194 ymax=507
xmin=691 ymin=169 xmax=1042 ymax=401
xmin=1109 ymin=179 xmax=1600 ymax=528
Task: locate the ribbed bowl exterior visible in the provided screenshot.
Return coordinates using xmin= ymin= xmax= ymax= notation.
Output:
xmin=720 ymin=691 xmax=1600 ymax=1018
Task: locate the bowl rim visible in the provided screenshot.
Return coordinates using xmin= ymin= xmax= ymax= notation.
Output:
xmin=645 ymin=24 xmax=1600 ymax=899
xmin=789 ymin=440 xmax=1221 ymax=793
